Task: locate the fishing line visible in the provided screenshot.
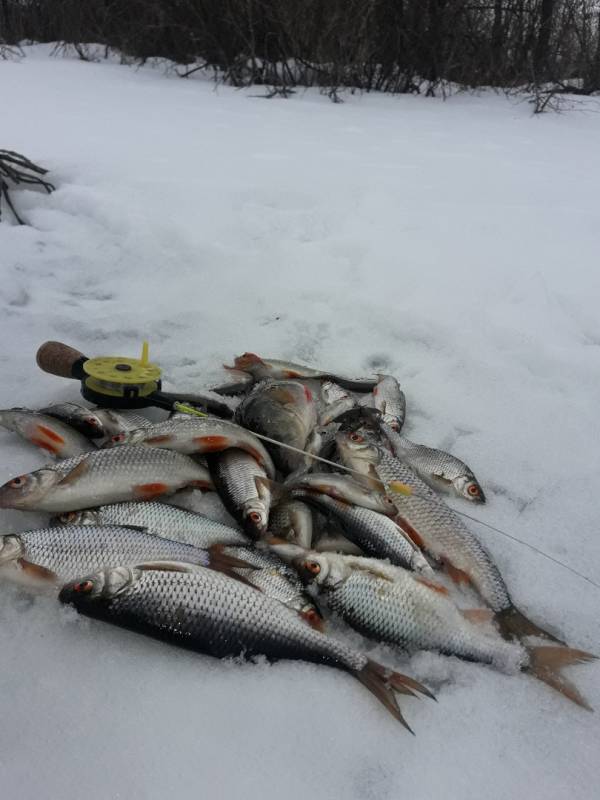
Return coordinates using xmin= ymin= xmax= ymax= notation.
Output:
xmin=242 ymin=428 xmax=600 ymax=590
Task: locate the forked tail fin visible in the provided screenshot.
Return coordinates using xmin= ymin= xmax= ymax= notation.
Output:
xmin=527 ymin=646 xmax=597 ymax=710
xmin=353 ymin=659 xmax=435 ymax=733
xmin=496 ymin=605 xmax=566 ymax=645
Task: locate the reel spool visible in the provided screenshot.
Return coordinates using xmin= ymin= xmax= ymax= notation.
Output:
xmin=81 ymin=342 xmax=162 ymax=407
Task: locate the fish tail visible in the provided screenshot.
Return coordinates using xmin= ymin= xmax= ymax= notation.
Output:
xmin=352 ymin=659 xmax=435 ymax=733
xmin=526 ymin=646 xmax=597 ymax=710
xmin=496 ymin=605 xmax=567 ymax=645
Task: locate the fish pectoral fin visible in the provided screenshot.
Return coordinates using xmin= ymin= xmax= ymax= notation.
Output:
xmin=56 ymin=459 xmax=89 ymax=486
xmin=461 ymin=608 xmax=494 ymax=624
xmin=441 ymin=557 xmax=472 ymax=587
xmin=17 ymin=558 xmax=58 ymax=582
xmin=207 ymin=544 xmax=259 ymax=572
xmin=255 ymin=476 xmax=289 ymax=507
xmin=527 ymin=646 xmax=597 ymax=711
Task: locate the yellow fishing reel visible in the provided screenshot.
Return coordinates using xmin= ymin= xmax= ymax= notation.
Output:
xmin=35 ymin=340 xmax=231 ymax=417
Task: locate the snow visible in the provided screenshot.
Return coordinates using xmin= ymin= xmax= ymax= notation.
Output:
xmin=1 ymin=45 xmax=599 ymax=799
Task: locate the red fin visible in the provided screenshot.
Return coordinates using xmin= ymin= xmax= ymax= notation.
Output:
xmin=30 ymin=437 xmax=61 ymax=454
xmin=441 ymin=557 xmax=472 ymax=586
xmin=146 ymin=434 xmax=173 ymax=444
xmin=354 ymin=660 xmax=434 ymax=732
xmin=193 ymin=434 xmax=229 ymax=452
xmin=58 ymin=459 xmax=89 ymax=486
xmin=282 ymin=369 xmax=302 ymax=378
xmin=395 ymin=515 xmax=425 ymax=550
xmin=36 ymin=425 xmax=65 ymax=444
xmin=415 ymin=576 xmax=449 ymax=595
xmin=300 ymin=608 xmax=325 ymax=631
xmin=17 ymin=558 xmax=57 ymax=582
xmin=527 ymin=646 xmax=597 ymax=710
xmin=303 ymin=385 xmax=313 ymax=402
xmin=233 ymin=353 xmax=265 ymax=370
xmin=462 ymin=609 xmax=494 ymax=624
xmin=189 ymin=478 xmax=214 ymax=490
xmin=133 ymin=482 xmax=170 ymax=499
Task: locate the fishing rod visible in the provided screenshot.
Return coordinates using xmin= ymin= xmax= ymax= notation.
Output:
xmin=36 ymin=340 xmax=598 ymax=589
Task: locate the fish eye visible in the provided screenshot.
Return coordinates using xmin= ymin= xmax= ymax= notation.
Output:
xmin=111 ymin=433 xmax=126 ymax=443
xmin=468 ymin=484 xmax=480 ymax=496
xmin=350 ymin=433 xmax=363 ymax=443
xmin=304 ymin=561 xmax=321 ymax=575
xmin=303 ymin=609 xmax=319 ymax=622
xmin=384 ymin=496 xmax=395 ymax=506
xmin=9 ymin=476 xmax=25 ymax=488
xmin=85 ymin=417 xmax=100 ymax=427
xmin=248 ymin=511 xmax=262 ymax=523
xmin=73 ymin=580 xmax=94 ymax=593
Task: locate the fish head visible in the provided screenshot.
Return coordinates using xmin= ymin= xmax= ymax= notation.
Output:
xmin=454 ymin=475 xmax=486 ymax=503
xmin=105 ymin=430 xmax=141 ymax=447
xmin=0 ymin=468 xmax=60 ymax=509
xmin=293 ymin=552 xmax=331 ymax=586
xmin=0 ymin=535 xmax=24 ymax=567
xmin=242 ymin=500 xmax=269 ymax=538
xmin=53 ymin=509 xmax=99 ymax=526
xmin=335 ymin=430 xmax=380 ymax=472
xmin=59 ymin=565 xmax=138 ymax=606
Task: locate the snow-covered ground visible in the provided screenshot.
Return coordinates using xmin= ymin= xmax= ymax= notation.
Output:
xmin=1 ymin=45 xmax=599 ymax=800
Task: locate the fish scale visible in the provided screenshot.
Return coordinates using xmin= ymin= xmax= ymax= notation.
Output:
xmin=290 ymin=491 xmax=430 ymax=574
xmin=0 ymin=446 xmax=212 ymax=512
xmin=337 ymin=435 xmax=511 ymax=611
xmin=0 ymin=525 xmax=212 ymax=582
xmin=325 ymin=569 xmax=521 ymax=668
xmin=70 ymin=567 xmax=365 ymax=667
xmin=53 ymin=501 xmax=247 ymax=547
xmin=207 ymin=448 xmax=270 ymax=538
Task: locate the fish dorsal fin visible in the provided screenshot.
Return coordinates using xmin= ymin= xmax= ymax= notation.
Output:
xmin=57 ymin=459 xmax=89 ymax=486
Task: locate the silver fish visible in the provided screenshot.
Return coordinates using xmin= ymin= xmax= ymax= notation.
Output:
xmin=94 ymin=409 xmax=154 ymax=436
xmin=207 ymin=449 xmax=271 ymax=539
xmin=381 ymin=424 xmax=485 ymax=503
xmin=268 ymin=499 xmax=314 ymax=548
xmin=110 ymin=416 xmax=275 ymax=478
xmin=38 ymin=403 xmax=107 ymax=440
xmin=227 ymin=353 xmax=378 ymax=392
xmin=0 ymin=446 xmax=213 ymax=513
xmin=52 ymin=501 xmax=247 ymax=548
xmin=285 ymin=488 xmax=432 ymax=575
xmin=60 ymin=563 xmax=433 ymax=730
xmin=319 ymin=382 xmax=357 ymax=425
xmin=224 ymin=545 xmax=323 ymax=629
xmin=236 ymin=380 xmax=317 ymax=474
xmin=285 ymin=472 xmax=398 ymax=516
xmin=372 ymin=375 xmax=406 ymax=431
xmin=296 ymin=551 xmax=595 ymax=710
xmin=0 ymin=408 xmax=96 ymax=458
xmin=337 ymin=431 xmax=564 ymax=643
xmin=0 ymin=525 xmax=241 ymax=583
xmin=211 ymin=368 xmax=255 ymax=396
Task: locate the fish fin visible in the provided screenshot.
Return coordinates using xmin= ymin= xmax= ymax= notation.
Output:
xmin=57 ymin=459 xmax=89 ymax=486
xmin=441 ymin=557 xmax=472 ymax=586
xmin=415 ymin=576 xmax=449 ymax=595
xmin=193 ymin=434 xmax=230 ymax=452
xmin=526 ymin=646 xmax=597 ymax=710
xmin=386 ymin=479 xmax=413 ymax=496
xmin=353 ymin=663 xmax=413 ymax=732
xmin=394 ymin=515 xmax=426 ymax=550
xmin=496 ymin=605 xmax=567 ymax=645
xmin=299 ymin=606 xmax=325 ymax=632
xmin=462 ymin=608 xmax=494 ymax=624
xmin=206 ymin=543 xmax=259 ymax=572
xmin=365 ymin=659 xmax=436 ymax=700
xmin=145 ymin=434 xmax=174 ymax=444
xmin=133 ymin=482 xmax=171 ymax=500
xmin=255 ymin=476 xmax=290 ymax=507
xmin=17 ymin=558 xmax=58 ymax=582
xmin=135 ymin=561 xmax=204 ymax=574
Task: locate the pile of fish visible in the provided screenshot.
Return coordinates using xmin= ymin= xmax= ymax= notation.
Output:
xmin=0 ymin=352 xmax=595 ymax=732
